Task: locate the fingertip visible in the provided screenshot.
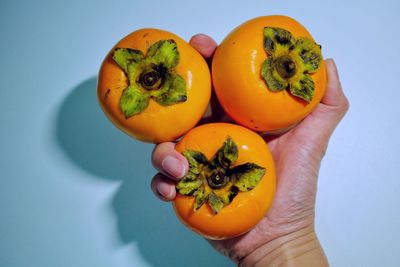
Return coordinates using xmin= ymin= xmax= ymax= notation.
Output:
xmin=189 ymin=34 xmax=217 ymax=59
xmin=157 ymin=182 xmax=176 ymax=201
xmin=325 ymin=58 xmax=335 ymax=67
xmin=151 ymin=173 xmax=177 ymax=201
xmin=325 ymin=58 xmax=339 ymax=81
xmin=162 ymin=155 xmax=188 ymax=179
xmin=152 ymin=142 xmax=188 ymax=180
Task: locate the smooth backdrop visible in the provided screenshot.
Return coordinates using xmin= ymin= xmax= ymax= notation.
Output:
xmin=1 ymin=0 xmax=399 ymax=266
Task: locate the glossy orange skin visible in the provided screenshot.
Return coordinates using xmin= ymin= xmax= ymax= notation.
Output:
xmin=98 ymin=29 xmax=211 ymax=143
xmin=212 ymin=16 xmax=327 ymax=132
xmin=173 ymin=123 xmax=276 ymax=240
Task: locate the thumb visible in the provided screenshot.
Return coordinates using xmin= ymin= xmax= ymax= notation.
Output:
xmin=319 ymin=59 xmax=349 ymax=109
xmin=295 ymin=59 xmax=350 ymax=152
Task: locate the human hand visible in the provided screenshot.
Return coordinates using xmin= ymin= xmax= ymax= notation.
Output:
xmin=150 ymin=34 xmax=349 ymax=266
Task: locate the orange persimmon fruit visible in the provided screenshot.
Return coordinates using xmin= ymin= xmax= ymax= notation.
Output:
xmin=98 ymin=29 xmax=211 ymax=143
xmin=173 ymin=123 xmax=276 ymax=240
xmin=212 ymin=15 xmax=327 ymax=133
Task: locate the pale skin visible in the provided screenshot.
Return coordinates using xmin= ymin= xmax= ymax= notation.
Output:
xmin=150 ymin=34 xmax=349 ymax=266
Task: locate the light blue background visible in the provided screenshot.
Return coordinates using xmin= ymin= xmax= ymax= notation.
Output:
xmin=1 ymin=0 xmax=399 ymax=266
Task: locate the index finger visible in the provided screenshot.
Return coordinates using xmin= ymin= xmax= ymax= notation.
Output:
xmin=189 ymin=34 xmax=217 ymax=61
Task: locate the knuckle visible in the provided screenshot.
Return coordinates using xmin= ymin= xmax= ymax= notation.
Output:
xmin=342 ymin=96 xmax=350 ymax=112
xmin=338 ymin=96 xmax=350 ymax=117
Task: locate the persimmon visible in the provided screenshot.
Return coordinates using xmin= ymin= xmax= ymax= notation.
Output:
xmin=97 ymin=29 xmax=211 ymax=143
xmin=212 ymin=15 xmax=327 ymax=133
xmin=173 ymin=123 xmax=276 ymax=240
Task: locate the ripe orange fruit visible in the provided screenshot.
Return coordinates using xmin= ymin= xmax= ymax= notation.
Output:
xmin=98 ymin=28 xmax=211 ymax=143
xmin=173 ymin=123 xmax=276 ymax=239
xmin=212 ymin=15 xmax=327 ymax=133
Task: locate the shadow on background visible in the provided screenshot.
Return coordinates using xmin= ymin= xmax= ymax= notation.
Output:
xmin=55 ymin=77 xmax=230 ymax=267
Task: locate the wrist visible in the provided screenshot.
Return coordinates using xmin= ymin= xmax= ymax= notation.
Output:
xmin=239 ymin=225 xmax=328 ymax=267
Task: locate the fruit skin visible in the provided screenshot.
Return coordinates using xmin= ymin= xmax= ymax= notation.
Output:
xmin=173 ymin=123 xmax=276 ymax=240
xmin=212 ymin=15 xmax=327 ymax=132
xmin=97 ymin=28 xmax=211 ymax=143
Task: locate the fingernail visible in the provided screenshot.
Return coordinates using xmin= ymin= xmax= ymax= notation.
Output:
xmin=162 ymin=156 xmax=186 ymax=178
xmin=157 ymin=183 xmax=173 ymax=199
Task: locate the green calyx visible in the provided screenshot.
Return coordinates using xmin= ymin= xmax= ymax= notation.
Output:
xmin=176 ymin=137 xmax=266 ymax=214
xmin=261 ymin=27 xmax=322 ymax=102
xmin=112 ymin=39 xmax=187 ymax=118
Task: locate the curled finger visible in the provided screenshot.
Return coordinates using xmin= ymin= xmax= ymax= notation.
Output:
xmin=151 ymin=173 xmax=177 ymax=201
xmin=152 ymin=142 xmax=188 ymax=181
